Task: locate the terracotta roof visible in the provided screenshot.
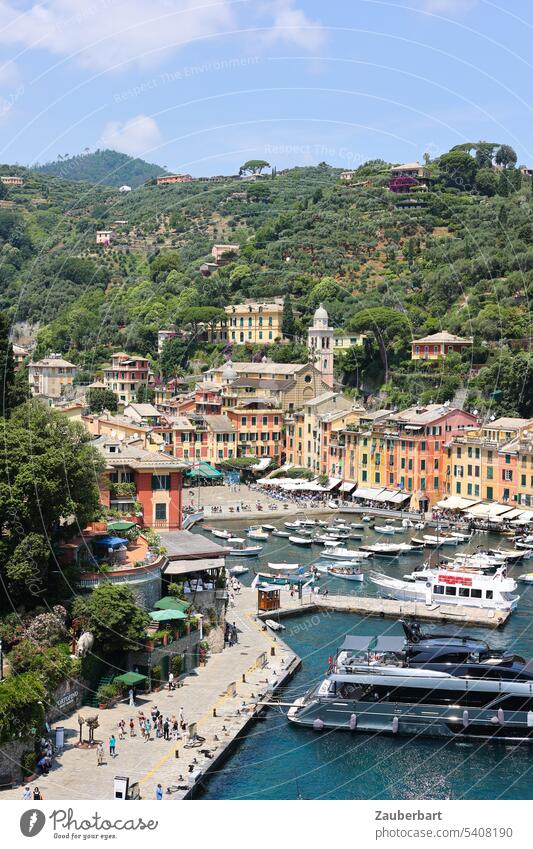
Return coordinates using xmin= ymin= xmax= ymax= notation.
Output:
xmin=203 ymin=415 xmax=235 ymax=432
xmin=413 ymin=331 xmax=473 ymax=345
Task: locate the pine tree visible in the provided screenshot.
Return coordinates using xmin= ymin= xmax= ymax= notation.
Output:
xmin=0 ymin=311 xmax=17 ymax=417
xmin=281 ymin=295 xmax=296 ymax=340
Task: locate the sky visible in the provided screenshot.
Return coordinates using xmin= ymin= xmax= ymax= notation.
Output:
xmin=0 ymin=0 xmax=532 ymax=174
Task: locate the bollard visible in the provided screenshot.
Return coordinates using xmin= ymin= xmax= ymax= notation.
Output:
xmin=242 ymin=673 xmax=246 ymax=683
xmin=270 ymin=646 xmax=276 ymax=657
xmin=213 ymin=708 xmax=217 ymax=718
xmin=175 ymin=748 xmax=179 ymax=759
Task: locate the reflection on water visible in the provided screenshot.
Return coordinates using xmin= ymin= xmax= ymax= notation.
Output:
xmin=194 ymin=518 xmax=533 ymax=800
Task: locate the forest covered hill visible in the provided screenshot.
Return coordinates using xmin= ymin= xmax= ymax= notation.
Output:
xmin=1 ymin=143 xmax=531 ymax=418
xmin=33 ymin=149 xmax=168 ymax=188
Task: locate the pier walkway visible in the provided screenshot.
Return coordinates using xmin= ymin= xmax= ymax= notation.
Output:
xmin=1 ymin=587 xmax=298 ymax=801
xmin=258 ymin=590 xmax=511 ymax=629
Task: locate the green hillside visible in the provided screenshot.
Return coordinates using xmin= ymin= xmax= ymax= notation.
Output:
xmin=1 ymin=145 xmax=531 ymax=418
xmin=33 ymin=149 xmax=168 ymax=188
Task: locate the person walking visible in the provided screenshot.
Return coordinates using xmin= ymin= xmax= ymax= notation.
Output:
xmin=33 ymin=787 xmax=43 ymax=801
xmin=22 ymin=786 xmax=32 ymax=800
xmin=144 ymin=718 xmax=151 ymax=741
xmin=129 ymin=718 xmax=135 ymax=737
xmin=109 ymin=734 xmax=116 ymax=758
xmin=168 ymin=671 xmax=174 ymax=691
xmin=155 ymin=783 xmax=163 ymax=800
xmin=97 ymin=741 xmax=104 ymax=766
xmin=179 ymin=706 xmax=185 ymax=730
xmin=128 ymin=688 xmax=135 ymax=707
xmin=163 ymin=718 xmax=170 ymax=741
xmin=118 ymin=719 xmax=126 ymax=740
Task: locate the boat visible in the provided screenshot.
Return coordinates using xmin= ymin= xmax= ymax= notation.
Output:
xmin=248 ymin=525 xmax=269 ymax=541
xmin=322 ymin=547 xmax=371 ymax=561
xmin=265 ymin=619 xmax=285 ymax=631
xmin=327 ymin=565 xmax=364 ymax=582
xmin=350 ymin=523 xmax=365 ymax=530
xmin=488 ymin=548 xmax=526 ymax=563
xmin=313 ymin=535 xmax=343 ymax=546
xmin=289 ymin=535 xmax=314 ymax=546
xmin=374 ymin=525 xmax=396 ymax=536
xmin=517 ymin=573 xmax=533 ymax=583
xmin=255 ymin=571 xmax=313 ymax=585
xmin=449 ymin=530 xmax=473 ymax=542
xmin=211 ymin=528 xmax=232 ymax=540
xmin=360 ymin=543 xmax=404 ymax=558
xmin=369 ymin=565 xmax=519 ymax=611
xmin=229 ymin=564 xmax=249 ymax=575
xmin=227 ymin=541 xmax=263 ymax=557
xmin=287 ymin=620 xmax=533 ymax=741
xmin=413 ymin=534 xmax=461 ymax=547
xmin=261 ymin=524 xmax=276 ymax=532
xmin=300 ymin=519 xmax=318 ymax=527
xmin=272 ymin=529 xmax=291 ymax=537
xmin=362 ymin=515 xmax=372 ymax=522
xmin=285 ymin=521 xmax=302 ymax=529
xmin=267 ymin=562 xmax=300 ymax=571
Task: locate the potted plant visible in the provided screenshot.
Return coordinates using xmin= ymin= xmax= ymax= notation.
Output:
xmin=21 ymin=750 xmax=37 ymax=783
xmin=96 ymin=682 xmax=120 ymax=709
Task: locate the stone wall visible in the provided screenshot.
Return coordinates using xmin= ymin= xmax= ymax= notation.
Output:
xmin=47 ymin=676 xmax=86 ymax=724
xmin=0 ymin=739 xmax=32 ymax=787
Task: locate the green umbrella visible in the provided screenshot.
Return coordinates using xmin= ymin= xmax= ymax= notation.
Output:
xmin=149 ymin=609 xmax=188 ymax=622
xmin=107 ymin=520 xmax=136 ymax=532
xmin=114 ymin=671 xmax=148 ymax=686
xmin=154 ymin=596 xmax=191 ymax=612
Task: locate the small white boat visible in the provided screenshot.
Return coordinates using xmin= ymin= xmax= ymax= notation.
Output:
xmin=248 ymin=525 xmax=269 ymax=541
xmin=350 ymin=523 xmax=365 ymax=530
xmin=289 ymin=535 xmax=313 ymax=546
xmin=313 ymin=535 xmax=343 ymax=546
xmin=327 ymin=565 xmax=364 ymax=582
xmin=449 ymin=530 xmax=473 ymax=542
xmin=362 ymin=515 xmax=372 ymax=522
xmin=272 ymin=529 xmax=291 ymax=537
xmin=374 ymin=525 xmax=396 ymax=536
xmin=230 ymin=564 xmax=249 ymax=575
xmin=265 ymin=619 xmax=285 ymax=631
xmin=488 ymin=548 xmax=525 ymax=562
xmin=322 ymin=547 xmax=371 ymax=561
xmin=267 ymin=562 xmax=299 ymax=571
xmin=360 ymin=543 xmax=403 ymax=558
xmin=227 ymin=542 xmax=263 ymax=556
xmin=261 ymin=524 xmax=276 ymax=532
xmin=284 ymin=521 xmax=302 ymax=529
xmin=417 ymin=534 xmax=461 ymax=547
xmin=211 ymin=528 xmax=232 ymax=540
xmin=300 ymin=519 xmax=317 ymax=527
xmin=518 ymin=573 xmax=533 ymax=583
xmin=227 ymin=536 xmax=245 ymax=544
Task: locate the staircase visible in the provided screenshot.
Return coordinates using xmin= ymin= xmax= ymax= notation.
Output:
xmin=451 ymin=385 xmax=468 ymax=410
xmin=84 ymin=672 xmax=114 ymax=707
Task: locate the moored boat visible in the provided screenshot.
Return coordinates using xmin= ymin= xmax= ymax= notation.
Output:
xmin=327 ymin=565 xmax=364 ymax=582
xmin=289 ymin=535 xmax=314 ymax=546
xmin=322 ymin=547 xmax=371 ymax=561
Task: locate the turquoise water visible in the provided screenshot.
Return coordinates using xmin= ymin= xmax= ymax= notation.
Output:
xmin=195 ymin=518 xmax=533 ymax=800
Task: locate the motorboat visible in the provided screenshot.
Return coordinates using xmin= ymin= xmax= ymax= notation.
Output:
xmin=261 ymin=524 xmax=276 ymax=532
xmin=229 ymin=564 xmax=249 ymax=575
xmin=289 ymin=535 xmax=314 ymax=546
xmin=265 ymin=619 xmax=285 ymax=631
xmin=449 ymin=530 xmax=474 ymax=543
xmin=300 ymin=519 xmax=318 ymax=527
xmin=287 ymin=621 xmax=533 ymax=741
xmin=369 ymin=565 xmax=519 ymax=611
xmin=362 ymin=515 xmax=372 ymax=522
xmin=267 ymin=562 xmax=300 ymax=571
xmin=322 ymin=547 xmax=371 ymax=561
xmin=248 ymin=525 xmax=269 ymax=541
xmin=254 ymin=571 xmax=313 ymax=585
xmin=272 ymin=529 xmax=291 ymax=537
xmin=374 ymin=525 xmax=396 ymax=536
xmin=360 ymin=543 xmax=404 ymax=558
xmin=313 ymin=536 xmax=343 ymax=547
xmin=227 ymin=541 xmax=263 ymax=557
xmin=350 ymin=523 xmax=365 ymax=530
xmin=517 ymin=573 xmax=533 ymax=583
xmin=488 ymin=548 xmax=526 ymax=563
xmin=327 ymin=565 xmax=364 ymax=582
xmin=285 ymin=521 xmax=302 ymax=529
xmin=413 ymin=534 xmax=461 ymax=547
xmin=210 ymin=528 xmax=233 ymax=540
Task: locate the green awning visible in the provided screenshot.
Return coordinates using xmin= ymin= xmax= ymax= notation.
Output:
xmin=107 ymin=520 xmax=137 ymax=532
xmin=186 ymin=462 xmax=222 ymax=479
xmin=154 ymin=596 xmax=191 ymax=612
xmin=149 ymin=609 xmax=188 ymax=622
xmin=114 ymin=672 xmax=148 ymax=686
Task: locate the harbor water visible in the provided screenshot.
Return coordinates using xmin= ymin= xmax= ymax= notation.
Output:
xmin=194 ymin=516 xmax=533 ymax=800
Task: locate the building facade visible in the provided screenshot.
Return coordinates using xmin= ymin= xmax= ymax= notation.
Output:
xmin=307 ymin=304 xmax=334 ymax=389
xmin=103 ymin=353 xmax=150 ymax=404
xmin=28 ymin=355 xmax=77 ymax=398
xmin=411 ymin=331 xmax=473 ymax=360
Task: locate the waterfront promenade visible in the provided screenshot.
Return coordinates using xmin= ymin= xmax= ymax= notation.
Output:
xmin=3 ymin=588 xmax=297 ymax=801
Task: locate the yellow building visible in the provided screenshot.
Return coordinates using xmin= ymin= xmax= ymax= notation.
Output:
xmin=332 ymin=331 xmax=366 ymax=352
xmin=205 ymin=360 xmax=330 ymax=411
xmin=28 ymin=355 xmax=77 ymax=398
xmin=285 ymin=392 xmax=363 ymax=473
xmin=211 ymin=300 xmax=285 ymax=345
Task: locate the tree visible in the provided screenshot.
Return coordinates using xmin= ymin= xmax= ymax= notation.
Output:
xmin=149 ymin=252 xmax=181 ymax=283
xmin=475 ymin=169 xmax=498 ymax=197
xmin=239 ymin=159 xmax=270 ymax=175
xmin=0 ymin=311 xmax=17 ymax=417
xmin=281 ymin=295 xmax=296 ymax=339
xmin=438 ymin=150 xmax=477 ymax=190
xmin=136 ymin=384 xmax=155 ymax=403
xmin=4 ymin=534 xmax=51 ymax=604
xmin=179 ymin=306 xmax=226 ymax=337
xmin=86 ymin=387 xmax=118 ymax=413
xmin=495 ymin=144 xmax=517 ymax=169
xmin=72 ymin=584 xmax=149 ymax=654
xmin=0 ymin=181 xmax=7 ymax=200
xmin=348 ymin=308 xmax=411 ymax=382
xmin=160 ymin=335 xmax=194 ymax=379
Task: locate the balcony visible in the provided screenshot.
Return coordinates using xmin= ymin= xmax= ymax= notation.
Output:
xmin=110 ymin=482 xmax=137 ymax=499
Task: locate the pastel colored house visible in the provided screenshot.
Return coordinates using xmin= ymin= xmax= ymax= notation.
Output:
xmin=29 ymin=355 xmax=77 ymax=398
xmin=156 ymin=174 xmax=193 ymax=185
xmin=103 ymin=352 xmax=150 ymax=404
xmin=411 ymin=331 xmax=473 ymax=360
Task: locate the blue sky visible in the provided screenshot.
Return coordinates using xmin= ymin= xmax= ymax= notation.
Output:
xmin=0 ymin=1 xmax=532 ymax=173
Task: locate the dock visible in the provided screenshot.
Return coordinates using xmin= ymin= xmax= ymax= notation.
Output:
xmin=257 ymin=592 xmax=511 ymax=629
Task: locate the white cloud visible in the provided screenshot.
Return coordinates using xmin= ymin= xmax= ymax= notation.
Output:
xmin=0 ymin=0 xmax=234 ymax=71
xmin=100 ymin=114 xmax=161 ymax=156
xmin=262 ymin=1 xmax=325 ymax=51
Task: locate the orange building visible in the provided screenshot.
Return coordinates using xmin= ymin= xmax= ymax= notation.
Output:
xmin=411 ymin=331 xmax=473 ymax=360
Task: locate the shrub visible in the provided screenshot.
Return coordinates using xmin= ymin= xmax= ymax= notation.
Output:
xmin=0 ymin=672 xmax=46 ymax=744
xmin=20 ymin=750 xmax=37 ymax=776
xmin=171 ymin=655 xmax=183 ymax=677
xmin=96 ymin=682 xmax=121 ymax=704
xmin=22 ymin=605 xmax=67 ymax=647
